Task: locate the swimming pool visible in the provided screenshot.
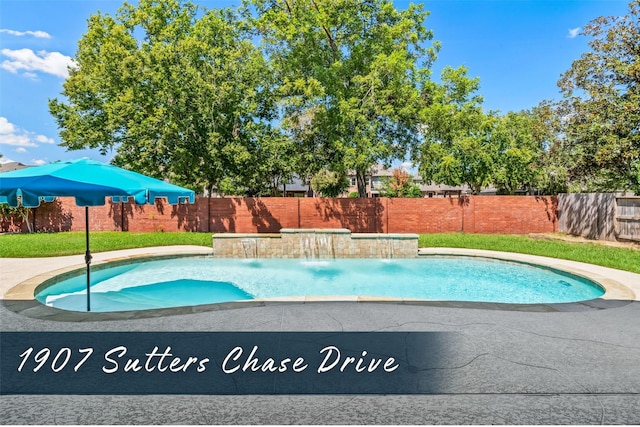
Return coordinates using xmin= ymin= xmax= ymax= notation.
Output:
xmin=35 ymin=256 xmax=605 ymax=312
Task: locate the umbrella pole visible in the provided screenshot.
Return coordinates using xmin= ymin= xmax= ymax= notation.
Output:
xmin=85 ymin=206 xmax=92 ymax=312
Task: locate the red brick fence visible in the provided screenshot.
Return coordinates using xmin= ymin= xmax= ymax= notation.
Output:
xmin=1 ymin=196 xmax=558 ymax=235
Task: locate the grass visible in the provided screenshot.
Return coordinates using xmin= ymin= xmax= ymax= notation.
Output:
xmin=420 ymin=233 xmax=640 ymax=274
xmin=0 ymin=231 xmax=212 ymax=258
xmin=1 ymin=231 xmax=638 ymax=274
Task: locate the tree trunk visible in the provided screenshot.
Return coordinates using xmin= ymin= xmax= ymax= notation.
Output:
xmin=22 ymin=209 xmax=33 ymax=233
xmin=469 ymin=183 xmax=480 ymax=195
xmin=356 ymin=170 xmax=367 ymax=197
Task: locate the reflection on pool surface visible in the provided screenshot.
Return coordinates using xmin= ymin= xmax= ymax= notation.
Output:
xmin=36 ymin=256 xmax=605 ymax=312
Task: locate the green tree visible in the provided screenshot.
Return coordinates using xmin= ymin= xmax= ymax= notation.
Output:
xmin=309 ymin=169 xmax=350 ymax=197
xmin=492 ymin=111 xmax=545 ymax=195
xmin=554 ymin=0 xmax=640 ymax=193
xmin=416 ymin=66 xmax=494 ymax=194
xmin=49 ymin=0 xmax=281 ymax=194
xmin=417 ymin=68 xmax=552 ymax=195
xmin=246 ymin=0 xmax=438 ymax=197
xmin=528 ymin=102 xmax=573 ymax=194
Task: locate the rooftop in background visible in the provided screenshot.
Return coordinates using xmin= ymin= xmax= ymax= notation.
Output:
xmin=0 ymin=162 xmax=29 ymax=173
xmin=347 ymin=164 xmax=487 ymax=198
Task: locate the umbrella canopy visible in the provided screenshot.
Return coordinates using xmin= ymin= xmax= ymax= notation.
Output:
xmin=0 ymin=158 xmax=196 ymax=311
xmin=0 ymin=158 xmax=194 ymax=207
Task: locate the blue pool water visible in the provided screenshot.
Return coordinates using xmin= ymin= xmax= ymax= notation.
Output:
xmin=36 ymin=257 xmax=605 ymax=312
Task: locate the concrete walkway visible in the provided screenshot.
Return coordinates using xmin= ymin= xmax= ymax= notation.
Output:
xmin=0 ymin=245 xmax=214 ymax=298
xmin=1 ymin=247 xmax=639 ymax=424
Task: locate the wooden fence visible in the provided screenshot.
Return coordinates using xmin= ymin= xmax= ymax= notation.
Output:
xmin=615 ymin=197 xmax=640 ymax=242
xmin=558 ymin=194 xmax=639 ymax=242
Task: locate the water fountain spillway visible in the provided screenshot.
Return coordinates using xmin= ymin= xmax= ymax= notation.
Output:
xmin=212 ymin=229 xmax=418 ymax=258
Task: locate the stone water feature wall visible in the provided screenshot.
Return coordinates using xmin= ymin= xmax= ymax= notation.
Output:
xmin=212 ymin=228 xmax=418 ymax=258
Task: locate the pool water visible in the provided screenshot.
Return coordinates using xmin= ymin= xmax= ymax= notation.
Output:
xmin=36 ymin=257 xmax=605 ymax=312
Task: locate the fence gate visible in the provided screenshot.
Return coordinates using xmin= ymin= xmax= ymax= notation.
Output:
xmin=616 ymin=197 xmax=640 ymax=242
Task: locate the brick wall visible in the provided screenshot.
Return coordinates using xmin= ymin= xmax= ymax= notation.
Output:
xmin=0 ymin=213 xmax=29 ymax=233
xmin=468 ymin=196 xmax=558 ymax=234
xmin=1 ymin=195 xmax=558 ymax=234
xmin=387 ymin=198 xmax=464 ymax=233
xmin=207 ymin=197 xmax=298 ymax=233
xmin=299 ymin=198 xmax=384 ymax=232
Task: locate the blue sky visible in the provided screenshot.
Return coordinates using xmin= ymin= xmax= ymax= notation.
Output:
xmin=0 ymin=0 xmax=631 ymax=167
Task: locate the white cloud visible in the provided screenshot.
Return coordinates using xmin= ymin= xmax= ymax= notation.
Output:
xmin=31 ymin=159 xmax=47 ymax=166
xmin=23 ymin=71 xmax=38 ymax=80
xmin=568 ymin=27 xmax=580 ymax=38
xmin=0 ymin=156 xmax=16 ymax=164
xmin=0 ymin=117 xmax=55 ymax=148
xmin=0 ymin=132 xmax=36 ymax=147
xmin=1 ymin=48 xmax=76 ymax=78
xmin=15 ymin=147 xmax=27 ymax=153
xmin=0 ymin=116 xmax=16 ymax=134
xmin=0 ymin=29 xmax=51 ymax=39
xmin=36 ymin=134 xmax=55 ymax=144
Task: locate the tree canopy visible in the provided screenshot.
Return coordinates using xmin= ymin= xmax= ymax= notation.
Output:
xmin=552 ymin=0 xmax=639 ymax=193
xmin=48 ymin=0 xmax=639 ymax=196
xmin=416 ymin=66 xmax=492 ymax=194
xmin=246 ymin=0 xmax=438 ymax=196
xmin=49 ymin=0 xmax=282 ymax=194
xmin=415 ymin=67 xmax=547 ymax=195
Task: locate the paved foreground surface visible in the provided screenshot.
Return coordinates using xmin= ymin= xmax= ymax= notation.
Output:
xmin=2 ymin=299 xmax=639 ymax=424
xmin=1 ymin=247 xmax=639 ymax=424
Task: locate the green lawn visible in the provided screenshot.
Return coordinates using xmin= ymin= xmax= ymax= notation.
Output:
xmin=420 ymin=233 xmax=640 ymax=274
xmin=0 ymin=231 xmax=212 ymax=258
xmin=0 ymin=231 xmax=638 ymax=274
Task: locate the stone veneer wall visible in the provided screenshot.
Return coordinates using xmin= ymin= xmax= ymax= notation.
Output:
xmin=213 ymin=228 xmax=418 ymax=258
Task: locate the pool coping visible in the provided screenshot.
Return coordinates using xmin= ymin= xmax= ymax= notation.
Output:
xmin=2 ymin=246 xmax=638 ymax=322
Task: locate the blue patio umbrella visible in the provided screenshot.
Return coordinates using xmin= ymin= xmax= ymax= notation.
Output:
xmin=0 ymin=158 xmax=195 ymax=311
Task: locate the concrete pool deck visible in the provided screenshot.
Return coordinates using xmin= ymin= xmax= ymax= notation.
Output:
xmin=1 ymin=246 xmax=639 ymax=424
